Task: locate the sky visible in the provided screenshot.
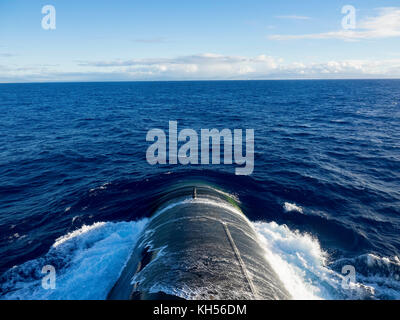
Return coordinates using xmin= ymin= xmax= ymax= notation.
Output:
xmin=1 ymin=0 xmax=400 ymax=82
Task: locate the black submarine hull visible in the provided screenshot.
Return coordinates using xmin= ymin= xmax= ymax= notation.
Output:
xmin=108 ymin=185 xmax=290 ymax=300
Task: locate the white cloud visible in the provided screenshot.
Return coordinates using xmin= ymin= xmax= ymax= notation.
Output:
xmin=75 ymin=54 xmax=400 ymax=79
xmin=2 ymin=54 xmax=400 ymax=82
xmin=77 ymin=53 xmax=280 ymax=79
xmin=269 ymin=7 xmax=400 ymax=40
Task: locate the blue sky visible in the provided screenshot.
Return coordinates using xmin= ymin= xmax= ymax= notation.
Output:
xmin=1 ymin=0 xmax=400 ymax=82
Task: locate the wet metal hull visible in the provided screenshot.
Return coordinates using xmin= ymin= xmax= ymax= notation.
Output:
xmin=108 ymin=186 xmax=290 ymax=300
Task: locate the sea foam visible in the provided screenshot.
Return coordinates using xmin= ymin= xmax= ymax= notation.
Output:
xmin=1 ymin=218 xmax=399 ymax=300
xmin=0 ymin=219 xmax=148 ymax=300
xmin=254 ymin=221 xmax=400 ymax=300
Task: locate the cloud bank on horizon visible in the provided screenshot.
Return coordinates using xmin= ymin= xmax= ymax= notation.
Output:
xmin=1 ymin=2 xmax=400 ymax=82
xmin=269 ymin=7 xmax=400 ymax=40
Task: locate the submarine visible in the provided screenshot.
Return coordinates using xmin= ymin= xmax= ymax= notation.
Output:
xmin=108 ymin=184 xmax=291 ymax=300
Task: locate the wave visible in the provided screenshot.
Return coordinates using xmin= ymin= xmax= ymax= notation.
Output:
xmin=283 ymin=202 xmax=303 ymax=214
xmin=1 ymin=218 xmax=399 ymax=300
xmin=330 ymin=254 xmax=400 ymax=300
xmin=0 ymin=219 xmax=148 ymax=300
xmin=255 ymin=221 xmax=400 ymax=300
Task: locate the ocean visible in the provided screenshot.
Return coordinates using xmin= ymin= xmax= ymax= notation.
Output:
xmin=0 ymin=80 xmax=399 ymax=299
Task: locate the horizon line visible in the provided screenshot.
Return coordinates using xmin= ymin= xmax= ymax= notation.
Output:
xmin=1 ymin=78 xmax=400 ymax=85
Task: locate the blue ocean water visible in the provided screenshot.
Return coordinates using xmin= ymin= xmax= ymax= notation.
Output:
xmin=0 ymin=80 xmax=399 ymax=299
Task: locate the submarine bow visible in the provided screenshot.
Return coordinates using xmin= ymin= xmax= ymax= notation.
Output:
xmin=108 ymin=185 xmax=291 ymax=300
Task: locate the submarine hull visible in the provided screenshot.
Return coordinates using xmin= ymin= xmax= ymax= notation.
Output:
xmin=108 ymin=186 xmax=290 ymax=300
